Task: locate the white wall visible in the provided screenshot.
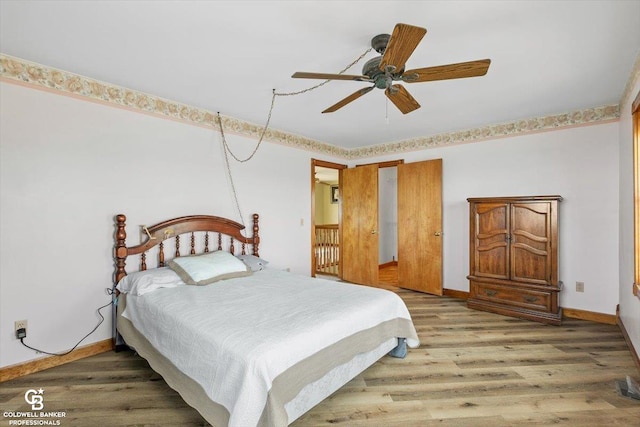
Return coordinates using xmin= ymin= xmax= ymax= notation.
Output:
xmin=0 ymin=82 xmax=335 ymax=367
xmin=618 ymin=78 xmax=640 ymax=356
xmin=356 ymin=122 xmax=620 ymax=315
xmin=315 ymin=183 xmax=338 ymax=225
xmin=315 ymin=183 xmax=327 ymax=224
xmin=0 ymin=78 xmax=626 ymax=369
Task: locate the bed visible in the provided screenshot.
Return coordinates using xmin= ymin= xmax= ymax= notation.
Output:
xmin=113 ymin=213 xmax=419 ymax=427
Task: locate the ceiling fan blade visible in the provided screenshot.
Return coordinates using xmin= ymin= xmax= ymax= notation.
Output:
xmin=380 ymin=23 xmax=427 ymax=73
xmin=403 ymin=59 xmax=491 ymax=83
xmin=292 ymin=71 xmax=371 ymax=82
xmin=385 ymin=84 xmax=421 ymax=114
xmin=322 ymin=86 xmax=374 ymax=113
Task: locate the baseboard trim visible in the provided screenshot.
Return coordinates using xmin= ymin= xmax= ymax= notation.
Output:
xmin=446 ymin=289 xmax=617 ymax=325
xmin=562 ymin=307 xmax=617 ymax=325
xmin=443 ymin=289 xmax=469 ymax=300
xmin=0 ymin=338 xmax=113 ymax=382
xmin=617 ymin=306 xmax=640 ymax=371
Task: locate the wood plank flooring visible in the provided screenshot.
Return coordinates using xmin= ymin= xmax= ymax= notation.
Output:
xmin=378 ymin=264 xmax=398 ymax=286
xmin=1 ymin=289 xmax=639 ymax=426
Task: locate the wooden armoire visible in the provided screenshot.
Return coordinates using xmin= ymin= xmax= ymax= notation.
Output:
xmin=467 ymin=195 xmax=562 ymax=325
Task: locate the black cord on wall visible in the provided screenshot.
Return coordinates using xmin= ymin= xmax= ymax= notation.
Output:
xmin=20 ymin=299 xmax=114 ymax=357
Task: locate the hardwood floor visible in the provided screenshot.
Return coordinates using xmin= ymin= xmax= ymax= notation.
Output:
xmin=2 ymin=290 xmax=639 ymax=426
xmin=378 ymin=264 xmax=398 ymax=286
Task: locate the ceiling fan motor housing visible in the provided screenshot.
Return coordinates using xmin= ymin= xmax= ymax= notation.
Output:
xmin=362 ymin=57 xmax=383 ymax=78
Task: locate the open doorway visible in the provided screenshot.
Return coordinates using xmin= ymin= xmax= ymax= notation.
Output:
xmin=339 ymin=161 xmax=400 ymax=287
xmin=378 ymin=166 xmax=398 ymax=286
xmin=312 ymin=158 xmax=442 ymax=295
xmin=341 ymin=159 xmax=443 ymax=294
xmin=311 ymin=159 xmax=346 ymax=277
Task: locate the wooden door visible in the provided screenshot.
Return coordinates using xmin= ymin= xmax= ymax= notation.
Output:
xmin=341 ymin=164 xmax=379 ymax=285
xmin=510 ymin=202 xmax=553 ymax=285
xmin=397 ymin=159 xmax=443 ymax=295
xmin=472 ymin=202 xmax=510 ymax=280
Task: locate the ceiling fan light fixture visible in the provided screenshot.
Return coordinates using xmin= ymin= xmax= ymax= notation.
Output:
xmin=374 ymin=74 xmax=392 ymax=89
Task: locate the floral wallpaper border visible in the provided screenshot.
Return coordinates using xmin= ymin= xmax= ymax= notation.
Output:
xmin=350 ymin=104 xmax=620 ymax=158
xmin=620 ymin=52 xmax=640 ymax=110
xmin=0 ymin=54 xmax=349 ymax=158
xmin=0 ymin=53 xmax=630 ymax=160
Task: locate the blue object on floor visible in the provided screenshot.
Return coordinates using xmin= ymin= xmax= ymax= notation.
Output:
xmin=388 ymin=338 xmax=407 ymax=358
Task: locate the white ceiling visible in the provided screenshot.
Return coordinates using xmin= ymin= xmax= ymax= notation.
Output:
xmin=1 ymin=1 xmax=639 ymax=150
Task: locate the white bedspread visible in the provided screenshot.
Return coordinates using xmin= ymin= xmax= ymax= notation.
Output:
xmin=122 ymin=269 xmax=419 ymax=426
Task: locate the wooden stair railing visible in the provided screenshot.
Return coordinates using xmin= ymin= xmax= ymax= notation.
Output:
xmin=315 ymin=224 xmax=339 ymax=276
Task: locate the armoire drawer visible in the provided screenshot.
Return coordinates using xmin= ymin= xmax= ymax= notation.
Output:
xmin=470 ymin=281 xmax=551 ymax=312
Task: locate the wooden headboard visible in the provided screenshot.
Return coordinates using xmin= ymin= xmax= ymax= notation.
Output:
xmin=114 ymin=213 xmax=260 ymax=285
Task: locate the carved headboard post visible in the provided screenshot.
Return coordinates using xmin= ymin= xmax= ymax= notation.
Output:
xmin=252 ymin=213 xmax=260 ymax=257
xmin=115 ymin=214 xmax=128 ymax=285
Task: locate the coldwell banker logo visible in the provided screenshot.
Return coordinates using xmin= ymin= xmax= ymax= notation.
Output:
xmin=2 ymin=388 xmax=66 ymax=425
xmin=25 ymin=389 xmax=44 ymax=411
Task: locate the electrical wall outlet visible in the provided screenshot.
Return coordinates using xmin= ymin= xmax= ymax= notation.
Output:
xmin=576 ymin=281 xmax=585 ymax=292
xmin=15 ymin=319 xmax=27 ymax=338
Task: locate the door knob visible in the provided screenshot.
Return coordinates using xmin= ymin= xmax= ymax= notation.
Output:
xmin=434 ymin=231 xmax=443 ymax=236
xmin=371 ymin=229 xmax=377 ymax=234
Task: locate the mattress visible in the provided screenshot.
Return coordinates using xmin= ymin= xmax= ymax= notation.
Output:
xmin=118 ymin=269 xmax=419 ymax=426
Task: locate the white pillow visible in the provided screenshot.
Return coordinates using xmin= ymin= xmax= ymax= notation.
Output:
xmin=168 ymin=251 xmax=251 ymax=285
xmin=116 ymin=267 xmax=185 ymax=296
xmin=236 ymin=254 xmax=269 ymax=272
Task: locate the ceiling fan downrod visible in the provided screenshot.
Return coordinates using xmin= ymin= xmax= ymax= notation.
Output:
xmin=371 ymin=33 xmax=391 ymax=54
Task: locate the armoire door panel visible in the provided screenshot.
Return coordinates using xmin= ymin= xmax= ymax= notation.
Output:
xmin=510 ymin=203 xmax=551 ymax=284
xmin=397 ymin=159 xmax=443 ymax=295
xmin=341 ymin=164 xmax=379 ymax=286
xmin=473 ymin=203 xmax=510 ymax=280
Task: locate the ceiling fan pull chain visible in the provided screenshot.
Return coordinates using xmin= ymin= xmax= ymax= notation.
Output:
xmin=216 ymin=47 xmax=372 ymax=226
xmin=218 ymin=47 xmax=372 ymax=164
xmin=216 ymin=91 xmax=275 ymax=164
xmin=275 ymin=47 xmax=372 ymax=97
xmin=220 ymin=122 xmax=246 ymax=230
xmin=385 ymin=97 xmax=390 ymax=125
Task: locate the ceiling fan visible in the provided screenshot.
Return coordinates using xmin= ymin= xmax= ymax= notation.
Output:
xmin=292 ymin=23 xmax=491 ymax=115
